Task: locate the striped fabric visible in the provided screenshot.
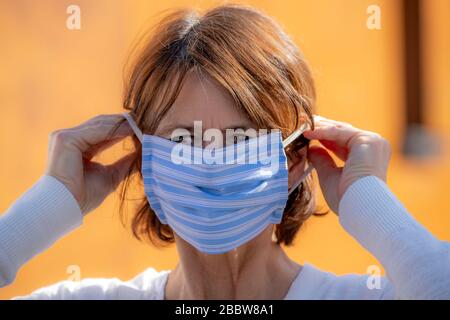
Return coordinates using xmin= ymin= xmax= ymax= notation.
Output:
xmin=141 ymin=132 xmax=289 ymax=254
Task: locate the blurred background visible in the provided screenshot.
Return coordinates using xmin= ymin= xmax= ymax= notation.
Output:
xmin=0 ymin=0 xmax=449 ymax=299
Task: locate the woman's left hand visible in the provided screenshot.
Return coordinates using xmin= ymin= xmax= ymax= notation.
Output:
xmin=303 ymin=115 xmax=392 ymax=214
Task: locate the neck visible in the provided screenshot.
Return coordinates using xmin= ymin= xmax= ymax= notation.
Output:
xmin=165 ymin=227 xmax=302 ymax=299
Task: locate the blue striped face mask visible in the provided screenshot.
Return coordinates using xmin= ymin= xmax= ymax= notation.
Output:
xmin=123 ymin=113 xmax=314 ymax=254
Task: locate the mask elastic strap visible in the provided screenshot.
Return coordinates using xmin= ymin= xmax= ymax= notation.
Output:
xmin=282 ymin=122 xmax=309 ymax=148
xmin=122 ymin=112 xmax=143 ymax=143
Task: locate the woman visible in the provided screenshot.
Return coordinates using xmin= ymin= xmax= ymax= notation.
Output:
xmin=1 ymin=5 xmax=449 ymax=299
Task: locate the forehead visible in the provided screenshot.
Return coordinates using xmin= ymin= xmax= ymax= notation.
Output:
xmin=155 ymin=69 xmax=254 ymax=136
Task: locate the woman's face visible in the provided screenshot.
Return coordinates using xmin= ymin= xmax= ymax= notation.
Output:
xmin=154 ymin=70 xmax=255 ymax=143
xmin=154 ymin=69 xmax=308 ymax=192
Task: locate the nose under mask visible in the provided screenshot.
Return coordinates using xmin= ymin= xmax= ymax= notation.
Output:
xmin=123 ymin=112 xmax=314 ymax=254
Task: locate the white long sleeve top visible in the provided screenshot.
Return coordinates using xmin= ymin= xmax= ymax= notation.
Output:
xmin=0 ymin=175 xmax=449 ymax=299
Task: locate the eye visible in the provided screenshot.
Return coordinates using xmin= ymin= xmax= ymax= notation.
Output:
xmin=232 ymin=131 xmax=251 ymax=144
xmin=233 ymin=135 xmax=250 ymax=144
xmin=171 ymin=135 xmax=193 ymax=144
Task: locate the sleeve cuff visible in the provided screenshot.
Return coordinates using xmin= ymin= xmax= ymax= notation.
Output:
xmin=0 ymin=175 xmax=83 ymax=284
xmin=338 ymin=176 xmax=424 ymax=255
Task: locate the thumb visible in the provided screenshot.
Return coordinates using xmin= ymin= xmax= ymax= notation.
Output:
xmin=308 ymin=145 xmax=342 ymax=214
xmin=105 ymin=152 xmax=137 ymax=191
xmin=308 ymin=145 xmax=338 ymax=179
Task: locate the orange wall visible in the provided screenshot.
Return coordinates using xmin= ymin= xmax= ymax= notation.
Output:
xmin=1 ymin=0 xmax=449 ymax=299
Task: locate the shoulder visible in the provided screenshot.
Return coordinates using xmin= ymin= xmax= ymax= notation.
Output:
xmin=285 ymin=263 xmax=395 ymax=300
xmin=14 ymin=268 xmax=170 ymax=300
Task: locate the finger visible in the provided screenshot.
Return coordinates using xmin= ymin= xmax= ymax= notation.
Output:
xmin=308 ymin=145 xmax=338 ymax=176
xmin=83 ymin=136 xmax=128 ymax=160
xmin=68 ymin=115 xmax=132 ymax=152
xmin=308 ymin=146 xmax=342 ymax=213
xmin=313 ymin=115 xmax=353 ymax=127
xmin=73 ymin=114 xmax=127 ymax=129
xmin=318 ymin=139 xmax=349 ymax=161
xmin=105 ymin=152 xmax=137 ymax=191
xmin=303 ymin=124 xmax=359 ymax=148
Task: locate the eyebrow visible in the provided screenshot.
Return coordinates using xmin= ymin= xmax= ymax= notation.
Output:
xmin=158 ymin=123 xmax=255 ymax=137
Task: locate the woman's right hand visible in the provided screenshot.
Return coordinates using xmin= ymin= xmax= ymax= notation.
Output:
xmin=45 ymin=114 xmax=134 ymax=215
xmin=304 ymin=115 xmax=391 ymax=214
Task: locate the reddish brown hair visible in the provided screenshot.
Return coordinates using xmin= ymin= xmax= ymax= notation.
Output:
xmin=113 ymin=4 xmax=317 ymax=247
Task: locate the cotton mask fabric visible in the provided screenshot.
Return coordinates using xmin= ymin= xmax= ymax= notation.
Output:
xmin=123 ymin=112 xmax=314 ymax=254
